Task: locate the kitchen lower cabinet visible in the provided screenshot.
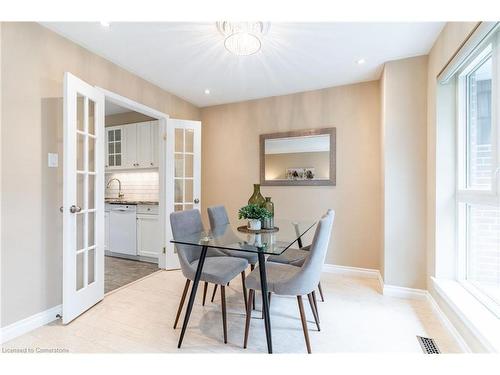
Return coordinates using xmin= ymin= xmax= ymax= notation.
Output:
xmin=137 ymin=213 xmax=162 ymax=258
xmin=104 ymin=211 xmax=110 ymax=251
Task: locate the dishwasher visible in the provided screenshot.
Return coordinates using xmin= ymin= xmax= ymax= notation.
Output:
xmin=109 ymin=204 xmax=137 ymax=256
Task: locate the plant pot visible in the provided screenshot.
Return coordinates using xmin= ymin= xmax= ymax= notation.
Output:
xmin=248 ymin=219 xmax=262 ymax=231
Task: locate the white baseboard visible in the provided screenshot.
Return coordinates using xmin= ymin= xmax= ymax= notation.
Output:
xmin=1 ymin=304 xmax=61 ymax=344
xmin=322 ymin=263 xmax=381 ymax=279
xmin=382 ymin=284 xmax=428 ymax=300
xmin=425 ymin=291 xmax=471 ymax=353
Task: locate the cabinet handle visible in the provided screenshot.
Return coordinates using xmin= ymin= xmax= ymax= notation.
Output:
xmin=150 ymin=162 xmax=154 ymax=166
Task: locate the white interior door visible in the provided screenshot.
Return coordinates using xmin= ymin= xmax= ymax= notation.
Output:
xmin=63 ymin=72 xmax=105 ymax=324
xmin=164 ymin=119 xmax=201 ymax=269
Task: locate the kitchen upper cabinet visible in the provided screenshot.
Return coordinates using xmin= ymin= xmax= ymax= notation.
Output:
xmin=105 ymin=121 xmax=159 ymax=171
xmin=105 ymin=126 xmax=124 ymax=169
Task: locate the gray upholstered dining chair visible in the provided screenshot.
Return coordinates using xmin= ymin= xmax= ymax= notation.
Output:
xmin=243 ymin=209 xmax=335 ymax=353
xmin=207 ymin=205 xmax=259 ymax=309
xmin=170 ymin=209 xmax=249 ymax=344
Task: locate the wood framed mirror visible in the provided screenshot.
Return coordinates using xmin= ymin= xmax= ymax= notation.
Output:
xmin=260 ymin=127 xmax=336 ymax=186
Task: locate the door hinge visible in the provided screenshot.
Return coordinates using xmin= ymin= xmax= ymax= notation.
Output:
xmin=163 ymin=247 xmax=166 ymax=254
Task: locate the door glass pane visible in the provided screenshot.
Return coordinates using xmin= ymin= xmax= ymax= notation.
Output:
xmin=77 ymin=213 xmax=84 ymax=250
xmin=77 ymin=94 xmax=84 ymax=131
xmin=108 ymin=129 xmax=114 ymax=142
xmin=108 ymin=142 xmax=114 ymax=154
xmin=174 ymin=204 xmax=183 ymax=212
xmin=115 ymin=155 xmax=121 ymax=166
xmin=77 ymin=173 xmax=85 ymax=209
xmin=185 ymin=179 xmax=193 ymax=202
xmin=185 ymin=154 xmax=193 ymax=178
xmin=467 ymin=57 xmax=492 ymax=190
xmin=115 ymin=129 xmax=121 ymax=141
xmin=115 ymin=142 xmax=121 ymax=153
xmin=88 ymin=137 xmax=95 ymax=173
xmin=88 ymin=100 xmax=95 ymax=135
xmin=175 ymin=179 xmax=184 ymax=203
xmin=88 ymin=212 xmax=95 ymax=247
xmin=184 ymin=204 xmax=193 ymax=210
xmin=76 ymin=252 xmax=84 ymax=291
xmin=77 ymin=134 xmax=85 ymax=171
xmin=175 ymin=128 xmax=184 ymax=152
xmin=88 ymin=248 xmax=95 ymax=285
xmin=109 ymin=155 xmax=114 ymax=167
xmin=185 ymin=129 xmax=194 ymax=153
xmin=88 ymin=174 xmax=95 ymax=210
xmin=175 ymin=154 xmax=184 ymax=177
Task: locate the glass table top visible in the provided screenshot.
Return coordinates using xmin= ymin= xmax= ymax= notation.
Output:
xmin=170 ymin=219 xmax=317 ymax=256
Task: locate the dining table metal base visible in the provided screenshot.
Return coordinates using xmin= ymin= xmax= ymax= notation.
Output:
xmin=175 ymin=246 xmax=273 ymax=354
xmin=177 ymin=245 xmax=208 ymax=349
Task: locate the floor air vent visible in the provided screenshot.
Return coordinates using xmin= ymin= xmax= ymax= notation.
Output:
xmin=417 ymin=336 xmax=441 ymax=354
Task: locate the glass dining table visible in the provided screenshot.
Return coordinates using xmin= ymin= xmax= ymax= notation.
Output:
xmin=170 ymin=218 xmax=317 ymax=354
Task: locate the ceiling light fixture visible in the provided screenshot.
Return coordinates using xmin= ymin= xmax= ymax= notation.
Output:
xmin=204 ymin=89 xmax=210 ymax=95
xmin=356 ymin=58 xmax=366 ymax=65
xmin=217 ymin=22 xmax=270 ymax=56
xmin=100 ymin=21 xmax=110 ymax=28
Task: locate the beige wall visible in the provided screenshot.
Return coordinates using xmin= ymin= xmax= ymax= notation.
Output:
xmin=265 ymin=151 xmax=330 ymax=180
xmin=105 ymin=111 xmax=155 ymax=127
xmin=201 ymin=81 xmax=382 ymax=269
xmin=380 ymin=55 xmax=428 ymax=289
xmin=0 ymin=22 xmax=200 ymax=327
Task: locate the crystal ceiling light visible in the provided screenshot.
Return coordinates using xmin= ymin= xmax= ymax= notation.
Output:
xmin=216 ymin=22 xmax=270 ymax=56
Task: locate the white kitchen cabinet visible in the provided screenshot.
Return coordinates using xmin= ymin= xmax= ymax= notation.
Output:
xmin=105 ymin=121 xmax=159 ymax=171
xmin=105 ymin=126 xmax=124 ymax=169
xmin=137 ymin=205 xmax=161 ymax=258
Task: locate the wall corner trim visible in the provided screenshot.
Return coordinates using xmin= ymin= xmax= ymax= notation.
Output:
xmin=1 ymin=305 xmax=62 ymax=344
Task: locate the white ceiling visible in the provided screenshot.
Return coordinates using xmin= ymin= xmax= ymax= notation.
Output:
xmin=42 ymin=22 xmax=444 ymax=107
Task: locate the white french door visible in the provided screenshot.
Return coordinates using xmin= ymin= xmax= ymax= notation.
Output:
xmin=164 ymin=119 xmax=201 ymax=269
xmin=62 ymin=73 xmax=105 ymax=324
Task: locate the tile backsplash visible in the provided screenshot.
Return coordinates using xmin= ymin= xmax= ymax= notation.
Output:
xmin=105 ymin=171 xmax=159 ymax=201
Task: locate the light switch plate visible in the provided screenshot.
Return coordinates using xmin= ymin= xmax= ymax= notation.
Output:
xmin=48 ymin=153 xmax=58 ymax=168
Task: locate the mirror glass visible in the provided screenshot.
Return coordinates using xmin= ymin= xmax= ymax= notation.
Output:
xmin=261 ymin=129 xmax=335 ymax=186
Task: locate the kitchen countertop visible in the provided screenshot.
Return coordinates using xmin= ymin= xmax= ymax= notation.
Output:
xmin=105 ymin=199 xmax=159 ymax=205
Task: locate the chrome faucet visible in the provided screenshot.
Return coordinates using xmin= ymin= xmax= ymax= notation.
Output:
xmin=106 ymin=178 xmax=124 ymax=199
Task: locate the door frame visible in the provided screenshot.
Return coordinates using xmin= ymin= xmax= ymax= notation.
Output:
xmin=95 ymin=87 xmax=173 ymax=270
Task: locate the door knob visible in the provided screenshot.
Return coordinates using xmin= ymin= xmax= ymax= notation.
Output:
xmin=194 ymin=198 xmax=200 ymax=204
xmin=70 ymin=205 xmax=82 ymax=213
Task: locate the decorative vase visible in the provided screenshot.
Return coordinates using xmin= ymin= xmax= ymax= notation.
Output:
xmin=248 ymin=184 xmax=265 ymax=207
xmin=248 ymin=219 xmax=262 ymax=231
xmin=263 ymin=197 xmax=275 ymax=229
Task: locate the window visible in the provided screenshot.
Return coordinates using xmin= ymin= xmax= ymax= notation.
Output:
xmin=457 ymin=36 xmax=500 ymax=317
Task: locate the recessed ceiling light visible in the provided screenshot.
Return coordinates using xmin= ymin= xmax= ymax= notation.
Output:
xmin=204 ymin=89 xmax=210 ymax=95
xmin=100 ymin=21 xmax=110 ymax=28
xmin=357 ymin=58 xmax=366 ymax=65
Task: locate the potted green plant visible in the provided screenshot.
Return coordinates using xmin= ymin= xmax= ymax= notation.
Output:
xmin=238 ymin=204 xmax=272 ymax=230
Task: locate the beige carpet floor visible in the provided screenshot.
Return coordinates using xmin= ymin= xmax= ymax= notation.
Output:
xmin=2 ymin=270 xmax=463 ymax=353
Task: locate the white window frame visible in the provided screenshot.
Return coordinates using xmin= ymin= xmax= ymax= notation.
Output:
xmin=456 ymin=33 xmax=500 ymax=318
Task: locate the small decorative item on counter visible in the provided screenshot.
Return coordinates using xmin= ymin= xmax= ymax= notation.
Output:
xmin=238 ymin=204 xmax=272 ymax=231
xmin=263 ymin=197 xmax=275 ymax=229
xmin=248 ymin=183 xmax=266 ymax=207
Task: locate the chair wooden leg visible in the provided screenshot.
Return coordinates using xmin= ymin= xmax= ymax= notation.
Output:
xmin=243 ymin=289 xmax=254 ymax=349
xmin=173 ymin=279 xmax=191 ymax=329
xmin=202 ymin=282 xmax=208 ymax=306
xmin=297 ymin=295 xmax=312 ymax=354
xmin=250 ymin=264 xmax=256 ymax=310
xmin=311 ymin=290 xmax=320 ymax=323
xmin=221 ymin=285 xmax=227 ymax=344
xmin=211 ymin=284 xmax=218 ymax=302
xmin=318 ymin=282 xmax=325 ymax=302
xmin=307 ymin=293 xmax=321 ymax=331
xmin=241 ymin=271 xmax=248 ymax=311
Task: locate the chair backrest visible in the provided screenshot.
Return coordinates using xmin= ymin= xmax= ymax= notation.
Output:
xmin=277 ymin=210 xmax=335 ymax=296
xmin=170 ymin=209 xmax=205 ymax=276
xmin=207 ymin=205 xmax=230 ymax=229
